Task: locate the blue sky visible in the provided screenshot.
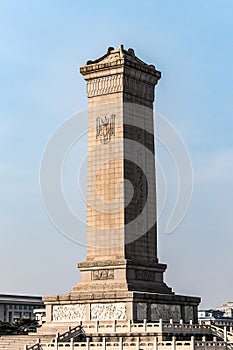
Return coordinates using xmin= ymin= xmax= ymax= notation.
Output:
xmin=0 ymin=0 xmax=233 ymax=309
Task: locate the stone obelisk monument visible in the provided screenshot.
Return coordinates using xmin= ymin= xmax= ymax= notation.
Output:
xmin=44 ymin=45 xmax=200 ymax=324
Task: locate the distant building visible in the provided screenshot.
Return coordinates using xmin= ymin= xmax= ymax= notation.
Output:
xmin=217 ymin=301 xmax=233 ymax=318
xmin=198 ymin=307 xmax=233 ymax=329
xmin=0 ymin=294 xmax=44 ymax=322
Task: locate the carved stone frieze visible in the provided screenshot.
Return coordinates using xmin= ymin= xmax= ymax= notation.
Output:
xmin=135 ymin=270 xmax=155 ymax=282
xmin=151 ymin=304 xmax=181 ymax=322
xmin=92 ymin=269 xmax=114 ymax=280
xmin=87 ymin=75 xmax=123 ymax=97
xmin=137 ymin=302 xmax=147 ymax=320
xmin=86 ymin=74 xmax=154 ymax=100
xmin=74 ymin=282 xmax=126 ymax=292
xmin=184 ymin=305 xmax=194 ymax=322
xmin=52 ymin=304 xmax=86 ymax=322
xmin=91 ymin=303 xmax=126 ymax=320
xmin=78 ymin=259 xmax=126 ymax=268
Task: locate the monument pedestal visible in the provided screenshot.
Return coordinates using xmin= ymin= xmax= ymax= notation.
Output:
xmin=44 ymin=258 xmax=199 ymax=324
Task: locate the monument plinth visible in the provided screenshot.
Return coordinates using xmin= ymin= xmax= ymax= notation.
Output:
xmin=43 ymin=45 xmax=200 ymax=324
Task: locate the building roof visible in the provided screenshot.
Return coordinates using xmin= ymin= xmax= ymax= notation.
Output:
xmin=0 ymin=294 xmax=43 ymax=304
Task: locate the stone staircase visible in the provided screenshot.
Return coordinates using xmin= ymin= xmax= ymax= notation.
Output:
xmin=1 ymin=321 xmax=233 ymax=350
xmin=210 ymin=324 xmax=233 ymax=343
xmin=0 ymin=334 xmax=53 ymax=350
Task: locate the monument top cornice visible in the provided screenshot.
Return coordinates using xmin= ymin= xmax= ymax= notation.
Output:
xmin=80 ymin=45 xmax=161 ymax=81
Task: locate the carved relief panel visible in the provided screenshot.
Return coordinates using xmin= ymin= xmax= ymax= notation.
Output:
xmin=53 ymin=304 xmax=86 ymax=322
xmin=91 ymin=303 xmax=126 ymax=320
xmin=137 ymin=302 xmax=147 ymax=320
xmin=92 ymin=269 xmax=114 ymax=280
xmin=151 ymin=304 xmax=181 ymax=321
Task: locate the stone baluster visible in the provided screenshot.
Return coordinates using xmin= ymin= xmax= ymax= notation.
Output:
xmin=103 ymin=336 xmax=106 ymax=350
xmin=129 ymin=319 xmax=132 ymax=332
xmin=54 ymin=336 xmax=58 ymax=350
xmin=144 ymin=319 xmax=147 ymax=332
xmin=86 ymin=337 xmax=90 ymax=350
xmin=154 ymin=336 xmax=158 ymax=350
xmin=191 ymin=336 xmax=195 ymax=350
xmin=119 ymin=336 xmax=123 ymax=350
xmin=172 ymin=336 xmax=176 ymax=350
xmin=136 ymin=336 xmax=140 ymax=350
xmin=159 ymin=318 xmax=163 ymax=332
xmin=202 ymin=336 xmax=206 ymax=350
xmin=71 ymin=337 xmax=74 ymax=350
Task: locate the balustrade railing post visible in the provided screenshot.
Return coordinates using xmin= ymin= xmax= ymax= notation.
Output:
xmin=154 ymin=336 xmax=158 ymax=350
xmin=86 ymin=337 xmax=90 ymax=350
xmin=24 ymin=346 xmax=28 ymax=350
xmin=129 ymin=319 xmax=132 ymax=333
xmin=119 ymin=336 xmax=123 ymax=350
xmin=202 ymin=336 xmax=206 ymax=350
xmin=191 ymin=336 xmax=195 ymax=350
xmin=224 ymin=326 xmax=227 ymax=342
xmin=136 ymin=336 xmax=140 ymax=350
xmin=103 ymin=337 xmax=106 ymax=350
xmin=96 ymin=320 xmax=99 ymax=333
xmin=54 ymin=337 xmax=58 ymax=350
xmin=159 ymin=318 xmax=163 ymax=332
xmin=113 ymin=319 xmax=116 ymax=332
xmin=144 ymin=319 xmax=147 ymax=332
xmin=172 ymin=336 xmax=176 ymax=350
xmin=70 ymin=337 xmax=74 ymax=350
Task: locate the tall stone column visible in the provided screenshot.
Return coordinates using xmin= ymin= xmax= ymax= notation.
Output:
xmin=76 ymin=45 xmax=171 ymax=295
xmin=80 ymin=45 xmax=159 ymax=263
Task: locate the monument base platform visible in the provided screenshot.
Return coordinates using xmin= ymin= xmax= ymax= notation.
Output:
xmin=43 ymin=290 xmax=200 ymax=324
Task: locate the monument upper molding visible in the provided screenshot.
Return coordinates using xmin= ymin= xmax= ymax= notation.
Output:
xmin=80 ymin=45 xmax=161 ymax=102
xmin=80 ymin=45 xmax=160 ymax=77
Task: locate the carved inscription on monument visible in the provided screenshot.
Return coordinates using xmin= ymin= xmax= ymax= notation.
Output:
xmin=91 ymin=303 xmax=126 ymax=320
xmin=96 ymin=115 xmax=116 ymax=144
xmin=135 ymin=270 xmax=155 ymax=282
xmin=53 ymin=304 xmax=86 ymax=322
xmin=151 ymin=304 xmax=181 ymax=322
xmin=92 ymin=269 xmax=114 ymax=280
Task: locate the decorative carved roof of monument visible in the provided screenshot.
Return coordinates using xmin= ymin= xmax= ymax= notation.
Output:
xmin=80 ymin=45 xmax=161 ymax=79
